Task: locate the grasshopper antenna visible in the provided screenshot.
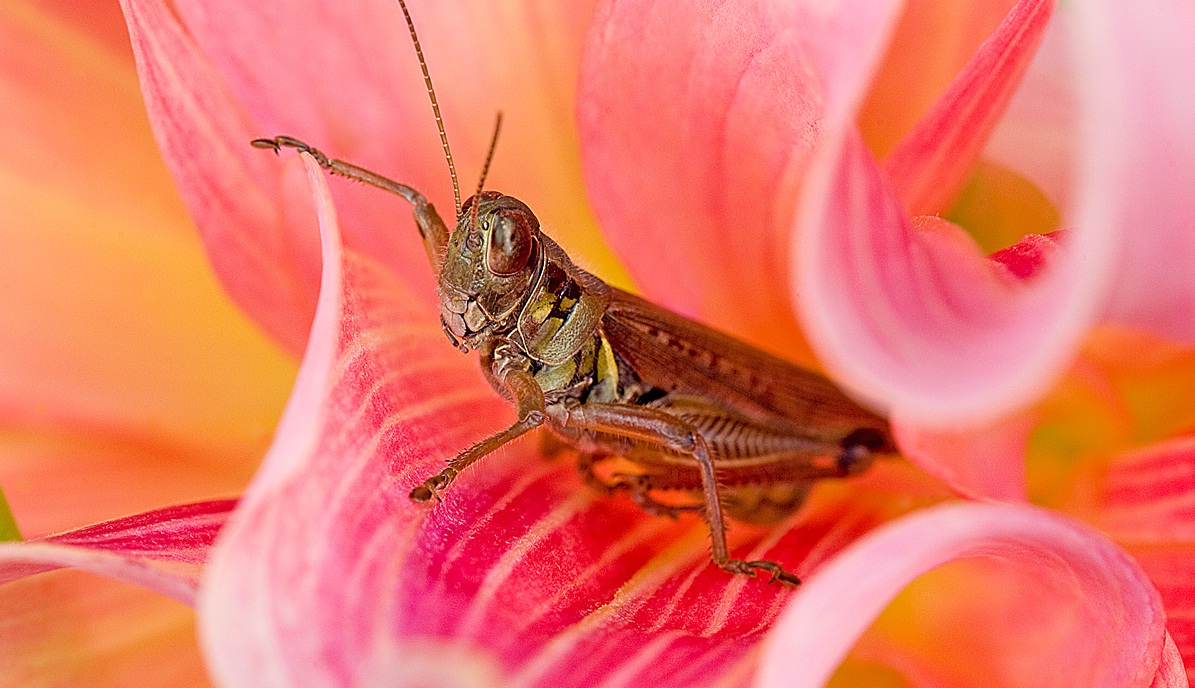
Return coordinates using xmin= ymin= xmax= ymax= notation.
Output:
xmin=470 ymin=112 xmax=504 ymax=234
xmin=396 ymin=0 xmax=461 ymax=216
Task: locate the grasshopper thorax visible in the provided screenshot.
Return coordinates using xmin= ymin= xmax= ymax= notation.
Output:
xmin=439 ymin=191 xmax=543 ymax=345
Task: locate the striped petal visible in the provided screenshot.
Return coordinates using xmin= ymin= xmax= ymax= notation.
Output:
xmin=0 ymin=499 xmax=234 ymax=606
xmin=198 ymin=155 xmax=944 ymax=687
xmin=121 ymin=0 xmax=323 ymax=353
xmin=758 ymin=503 xmax=1171 ymax=688
xmin=882 ymin=0 xmax=1055 ymax=216
xmin=0 ymin=500 xmax=230 ymax=688
xmin=797 ymin=0 xmax=1195 ymax=425
xmin=1094 ymin=436 xmax=1195 ymax=542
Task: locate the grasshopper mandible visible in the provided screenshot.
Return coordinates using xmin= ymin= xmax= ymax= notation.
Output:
xmin=253 ymin=0 xmax=894 ymax=586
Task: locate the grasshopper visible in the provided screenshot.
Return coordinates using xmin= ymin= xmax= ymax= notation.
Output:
xmin=253 ymin=0 xmax=893 ymax=586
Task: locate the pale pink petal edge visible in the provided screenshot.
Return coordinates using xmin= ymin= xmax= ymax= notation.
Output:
xmin=756 ymin=503 xmax=1170 ymax=688
xmin=231 ymin=153 xmax=343 ymax=496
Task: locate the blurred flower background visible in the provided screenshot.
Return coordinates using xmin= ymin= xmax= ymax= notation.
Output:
xmin=1 ymin=0 xmax=1193 ymax=686
xmin=0 ymin=0 xmax=293 ymax=683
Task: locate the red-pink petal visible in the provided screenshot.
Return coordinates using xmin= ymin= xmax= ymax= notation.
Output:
xmin=757 ymin=503 xmax=1169 ymax=688
xmin=199 ymin=157 xmax=931 ymax=687
xmin=121 ymin=0 xmax=321 ymax=353
xmin=882 ymin=0 xmax=1055 ymax=216
xmin=1095 ymin=436 xmax=1195 ymax=542
xmin=796 ymin=1 xmax=1195 ymax=424
xmin=0 ymin=499 xmax=234 ymax=606
xmin=173 ymin=0 xmax=629 ymax=298
xmin=983 ymin=16 xmax=1077 ymax=210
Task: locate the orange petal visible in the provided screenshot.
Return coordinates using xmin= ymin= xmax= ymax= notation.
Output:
xmin=0 ymin=570 xmax=211 ymax=688
xmin=0 ymin=1 xmax=295 ymax=479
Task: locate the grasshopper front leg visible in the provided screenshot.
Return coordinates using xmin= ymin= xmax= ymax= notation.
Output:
xmin=251 ymin=136 xmax=452 ymax=273
xmin=561 ymin=403 xmax=800 ymax=586
xmin=409 ymin=367 xmax=545 ymax=502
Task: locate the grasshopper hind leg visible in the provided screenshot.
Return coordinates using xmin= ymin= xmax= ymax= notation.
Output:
xmin=561 ymin=402 xmax=802 ymax=586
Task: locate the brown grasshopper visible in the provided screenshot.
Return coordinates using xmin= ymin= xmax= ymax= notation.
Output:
xmin=252 ymin=0 xmax=893 ymax=586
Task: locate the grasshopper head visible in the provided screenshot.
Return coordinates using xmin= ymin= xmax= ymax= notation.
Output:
xmin=439 ymin=191 xmax=542 ymax=345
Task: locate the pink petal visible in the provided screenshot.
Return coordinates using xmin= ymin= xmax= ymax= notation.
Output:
xmin=892 ymin=409 xmax=1035 ymax=501
xmin=121 ymin=0 xmax=322 ymax=353
xmin=983 ymin=15 xmax=1078 ymax=210
xmin=882 ymin=0 xmax=1055 ymax=216
xmin=796 ymin=1 xmax=1195 ymax=424
xmin=0 ymin=499 xmax=234 ymax=606
xmin=0 ymin=1 xmax=294 ymax=495
xmin=1095 ymin=436 xmax=1195 ymax=542
xmin=858 ymin=0 xmax=1021 ymax=159
xmin=199 ymin=157 xmax=932 ymax=687
xmin=757 ymin=503 xmax=1169 ymax=688
xmin=0 ymin=430 xmax=253 ymax=539
xmin=577 ymin=0 xmax=899 ymax=360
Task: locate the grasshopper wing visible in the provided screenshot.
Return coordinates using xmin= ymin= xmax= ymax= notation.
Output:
xmin=602 ymin=289 xmax=891 ymax=447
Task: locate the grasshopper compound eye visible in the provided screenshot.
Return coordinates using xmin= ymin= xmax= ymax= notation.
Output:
xmin=486 ymin=211 xmax=535 ymax=276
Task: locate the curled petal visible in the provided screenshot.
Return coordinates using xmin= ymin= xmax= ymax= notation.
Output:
xmin=797 ymin=0 xmax=1195 ymax=424
xmin=757 ymin=503 xmax=1168 ymax=688
xmin=0 ymin=499 xmax=234 ymax=605
xmin=1128 ymin=545 xmax=1195 ymax=681
xmin=1152 ymin=635 xmax=1189 ymax=688
xmin=1079 ymin=2 xmax=1195 ymax=342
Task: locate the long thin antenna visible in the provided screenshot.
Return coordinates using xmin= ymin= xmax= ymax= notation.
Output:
xmin=470 ymin=112 xmax=503 ymax=234
xmin=396 ymin=0 xmax=461 ymax=215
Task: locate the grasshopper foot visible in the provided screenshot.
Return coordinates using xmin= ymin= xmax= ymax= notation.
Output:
xmin=250 ymin=136 xmax=332 ymax=168
xmin=722 ymin=558 xmax=801 ymax=587
xmin=409 ymin=467 xmax=458 ymax=503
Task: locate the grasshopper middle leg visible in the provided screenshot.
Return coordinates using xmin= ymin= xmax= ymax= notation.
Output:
xmin=576 ymin=453 xmax=702 ymax=520
xmin=561 ymin=403 xmax=801 ymax=586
